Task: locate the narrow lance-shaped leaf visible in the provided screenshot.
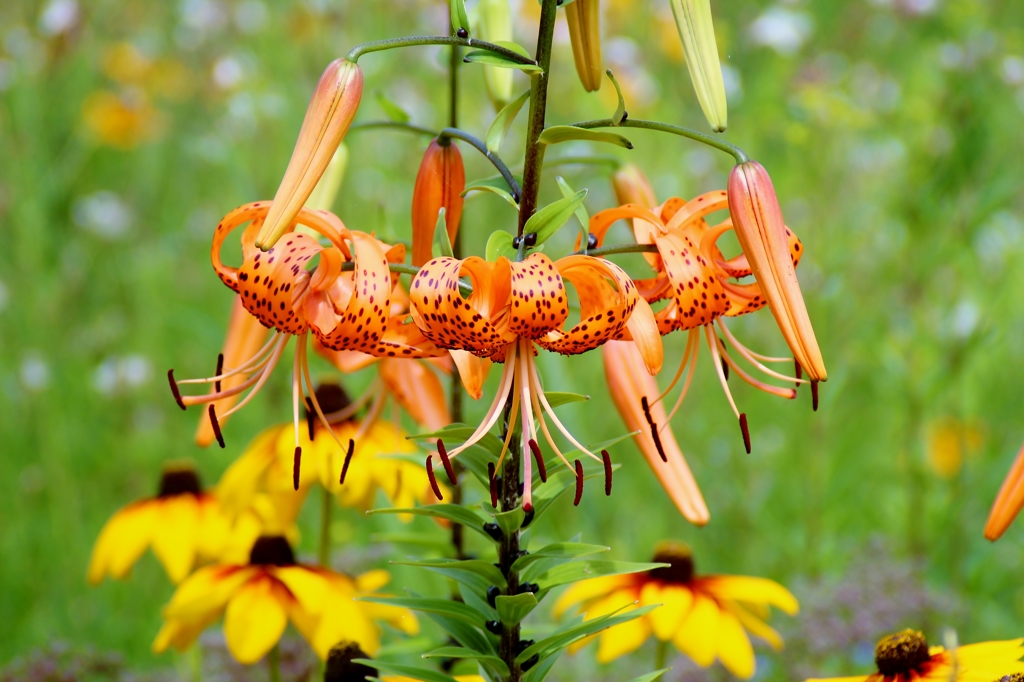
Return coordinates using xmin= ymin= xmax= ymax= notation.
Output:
xmin=486 ymin=89 xmax=530 ymax=151
xmin=538 ymin=125 xmax=632 ymax=149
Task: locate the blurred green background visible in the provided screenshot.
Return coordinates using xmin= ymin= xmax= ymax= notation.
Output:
xmin=3 ymin=0 xmax=1024 ymax=680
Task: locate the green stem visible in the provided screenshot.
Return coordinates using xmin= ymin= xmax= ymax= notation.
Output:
xmin=267 ymin=645 xmax=281 ymax=682
xmin=349 ymin=121 xmax=437 ymax=137
xmin=516 ymin=0 xmax=560 ymax=236
xmin=572 ymin=118 xmax=749 ymax=164
xmin=543 ymin=155 xmax=621 ymax=170
xmin=575 ymin=243 xmax=660 ymax=257
xmin=318 ymin=487 xmax=332 ymax=567
xmin=439 ymin=127 xmax=522 ymax=201
xmin=654 ymin=638 xmax=669 ymax=670
xmin=497 ymin=430 xmax=523 ymax=682
xmin=346 ymin=36 xmax=537 ymax=66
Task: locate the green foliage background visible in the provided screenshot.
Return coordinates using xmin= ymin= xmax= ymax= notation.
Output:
xmin=2 ymin=0 xmax=1024 ymax=679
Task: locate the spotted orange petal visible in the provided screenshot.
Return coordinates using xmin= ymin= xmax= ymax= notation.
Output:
xmin=507 ymin=253 xmax=569 ymax=340
xmin=655 ymin=230 xmax=727 ymax=332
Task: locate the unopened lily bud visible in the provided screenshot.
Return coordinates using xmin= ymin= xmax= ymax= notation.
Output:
xmin=612 ymin=164 xmax=657 ymax=208
xmin=256 ymin=59 xmax=362 ymax=249
xmin=728 ymin=161 xmax=826 ymax=381
xmin=411 ymin=138 xmax=465 ymax=266
xmin=565 ymin=0 xmax=603 ymax=92
xmin=669 ymin=0 xmax=727 ymax=132
xmin=984 ymin=441 xmax=1024 ymax=541
xmin=477 ymin=0 xmax=514 ymax=109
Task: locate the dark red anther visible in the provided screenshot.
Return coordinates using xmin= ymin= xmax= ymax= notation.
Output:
xmin=304 ymin=397 xmax=315 ymax=440
xmin=437 ymin=440 xmax=457 ymax=485
xmin=641 ymin=396 xmax=668 ymax=462
xmin=573 ymin=460 xmax=584 ymax=506
xmin=523 ymin=501 xmax=533 ymax=512
xmin=208 ymin=405 xmax=225 ymax=448
xmin=794 ymin=358 xmax=803 ymax=384
xmin=602 ymin=450 xmax=613 ymax=496
xmin=425 ymin=455 xmax=443 ymax=500
xmin=488 ymin=462 xmax=498 ymax=508
xmin=811 ymin=381 xmax=819 ymax=412
xmin=168 ymin=369 xmax=186 ymax=410
xmin=214 ymin=354 xmax=224 ymax=393
xmin=721 ymin=358 xmax=730 ymax=381
xmin=339 ymin=439 xmax=354 ymax=484
xmin=292 ymin=446 xmax=302 ymax=491
xmin=739 ymin=413 xmax=751 ymax=454
xmin=529 ymin=439 xmax=547 ymax=483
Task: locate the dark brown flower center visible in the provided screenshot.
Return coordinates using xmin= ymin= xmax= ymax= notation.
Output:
xmin=648 ymin=542 xmax=695 ymax=584
xmin=994 ymin=674 xmax=1024 ymax=682
xmin=248 ymin=536 xmax=295 ymax=566
xmin=875 ymin=630 xmax=931 ymax=676
xmin=311 ymin=383 xmax=352 ymax=417
xmin=324 ymin=642 xmax=377 ymax=682
xmin=156 ymin=468 xmax=202 ymax=497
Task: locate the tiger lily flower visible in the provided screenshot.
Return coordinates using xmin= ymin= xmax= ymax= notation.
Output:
xmin=169 ymin=201 xmax=438 ymax=481
xmin=257 ymin=59 xmax=363 ymax=249
xmin=411 ymin=138 xmax=466 ymax=266
xmin=565 ymin=0 xmax=603 ymax=92
xmin=984 ymin=440 xmax=1024 ymax=541
xmin=602 ymin=340 xmax=709 ymax=525
xmin=409 ymin=252 xmax=662 ymax=511
xmin=589 ymin=188 xmax=811 ymax=453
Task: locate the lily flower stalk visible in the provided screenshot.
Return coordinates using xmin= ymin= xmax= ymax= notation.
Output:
xmin=411 ymin=138 xmax=466 ymax=266
xmin=409 ymin=252 xmax=662 ymax=511
xmin=565 ymin=0 xmax=603 ymax=92
xmin=257 ymin=59 xmax=363 ymax=249
xmin=668 ymin=0 xmax=728 ymax=132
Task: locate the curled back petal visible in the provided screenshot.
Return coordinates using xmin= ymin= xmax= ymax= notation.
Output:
xmin=585 ymin=204 xmax=665 ymax=251
xmin=697 ymin=575 xmax=799 ymax=615
xmin=617 ymin=296 xmax=663 ymax=375
xmin=449 ymin=350 xmax=490 ymax=400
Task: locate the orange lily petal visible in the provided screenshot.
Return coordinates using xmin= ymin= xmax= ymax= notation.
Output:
xmin=985 ymin=440 xmax=1024 ymax=541
xmin=601 ymin=340 xmax=709 ymax=524
xmin=728 ymin=161 xmax=826 ymax=380
xmin=654 ymin=230 xmax=727 ymax=330
xmin=378 ymin=357 xmax=451 ymax=430
xmin=507 ymin=253 xmax=569 ymax=341
xmin=257 ymin=59 xmax=363 ymax=249
xmin=449 ymin=350 xmax=490 ymax=400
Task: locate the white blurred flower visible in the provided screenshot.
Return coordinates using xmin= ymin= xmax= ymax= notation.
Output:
xmin=939 ymin=42 xmax=965 ymax=70
xmin=21 ymin=353 xmax=50 ymax=391
xmin=38 ymin=0 xmax=79 ymax=36
xmin=951 ymin=301 xmax=979 ymax=339
xmin=72 ymin=191 xmax=133 ymax=240
xmin=903 ymin=0 xmax=939 ymax=15
xmin=749 ymin=7 xmax=813 ymax=55
xmin=1002 ymin=56 xmax=1024 ymax=86
xmin=179 ymin=0 xmax=228 ymax=32
xmin=213 ymin=56 xmax=243 ymax=89
xmin=721 ymin=64 xmax=743 ymax=102
xmin=93 ymin=354 xmax=152 ymax=396
xmin=234 ymin=0 xmax=268 ymax=33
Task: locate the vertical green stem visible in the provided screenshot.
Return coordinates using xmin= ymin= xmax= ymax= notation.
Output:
xmin=654 ymin=638 xmax=669 ymax=670
xmin=318 ymin=487 xmax=332 ymax=567
xmin=267 ymin=645 xmax=281 ymax=682
xmin=498 ymin=433 xmax=523 ymax=682
xmin=516 ymin=0 xmax=560 ymax=235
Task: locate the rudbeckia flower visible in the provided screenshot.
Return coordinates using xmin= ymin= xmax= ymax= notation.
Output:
xmin=87 ymin=464 xmax=228 ymax=585
xmin=154 ymin=535 xmax=417 ymax=664
xmin=409 ymin=252 xmax=662 ymax=511
xmin=590 ymin=187 xmax=813 ymax=453
xmin=169 ymin=201 xmax=440 ymax=475
xmin=553 ymin=542 xmax=797 ymax=678
xmin=217 ymin=383 xmax=444 ymax=520
xmin=806 ymin=630 xmax=1024 ymax=682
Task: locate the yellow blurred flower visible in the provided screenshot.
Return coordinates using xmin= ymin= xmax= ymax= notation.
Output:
xmin=88 ymin=464 xmax=228 ymax=585
xmin=81 ymin=90 xmax=163 ymax=149
xmin=927 ymin=418 xmax=984 ymax=479
xmin=154 ymin=535 xmax=418 ymax=664
xmin=554 ymin=542 xmax=797 ymax=678
xmin=806 ymin=630 xmax=1024 ymax=682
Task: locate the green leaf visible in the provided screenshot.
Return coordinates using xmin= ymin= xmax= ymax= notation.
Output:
xmin=409 ymin=589 xmax=496 ymax=657
xmin=371 ymin=532 xmax=454 ymax=552
xmin=537 ymin=125 xmax=633 ymax=149
xmin=359 ymin=596 xmax=488 ymax=628
xmin=495 ymin=592 xmax=538 ymax=626
xmin=463 ymin=183 xmax=518 ymax=209
xmin=515 ymin=603 xmax=660 ymax=664
xmin=433 ymin=208 xmax=453 ymax=258
xmin=523 ymin=652 xmax=560 ymax=682
xmin=356 ymin=660 xmax=459 ymax=682
xmin=561 ymin=432 xmax=638 ymax=459
xmin=606 ymin=69 xmax=627 ymax=125
xmin=423 ymin=647 xmax=510 ymax=677
xmin=534 ymin=560 xmax=666 ymax=592
xmin=464 ymin=47 xmax=542 ymax=73
xmin=626 ymin=670 xmax=672 ymax=682
xmin=486 ymin=89 xmax=531 ymax=152
xmin=511 ymin=542 xmax=610 ymax=573
xmin=524 ymin=189 xmax=587 ymax=247
xmin=492 ymin=507 xmax=525 ymax=535
xmin=368 ymin=504 xmax=492 ymax=539
xmin=543 ymin=391 xmax=590 ymax=408
xmin=374 ymin=90 xmax=410 ymax=123
xmin=450 ymin=0 xmax=470 ymax=34
xmin=486 ymin=230 xmax=517 ymax=262
xmin=556 ymin=176 xmax=591 ymax=249
xmin=408 ymin=424 xmax=505 ymax=457
xmin=393 ymin=558 xmax=507 ymax=594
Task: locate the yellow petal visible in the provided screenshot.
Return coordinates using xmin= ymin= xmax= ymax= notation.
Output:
xmin=716 ymin=608 xmax=756 ymax=679
xmin=150 ymin=496 xmax=201 ymax=584
xmin=698 ymin=575 xmax=799 ymax=615
xmin=552 ymin=575 xmax=633 ymax=617
xmin=355 ymin=569 xmax=391 ymax=593
xmin=87 ymin=502 xmax=155 ymax=584
xmin=727 ymin=601 xmax=784 ymax=650
xmin=645 ymin=583 xmax=694 ymax=641
xmin=596 ymin=614 xmax=650 ymax=663
xmin=273 ymin=566 xmax=334 ymax=616
xmin=672 ymin=592 xmax=720 ymax=667
xmin=164 ymin=565 xmax=256 ymax=621
xmin=223 ymin=575 xmax=290 ymax=664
